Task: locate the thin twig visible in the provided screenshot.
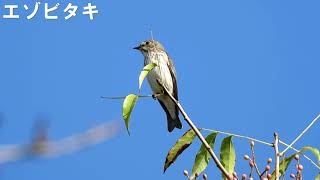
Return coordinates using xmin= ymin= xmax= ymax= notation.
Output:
xmin=249 ymin=166 xmax=253 ymax=179
xmin=157 ymin=80 xmax=232 ymax=180
xmin=260 ymin=169 xmax=267 ymax=178
xmin=202 ymin=128 xmax=320 ymax=170
xmin=274 ymin=133 xmax=280 ymax=180
xmin=203 ymin=128 xmax=320 ymax=171
xmin=279 ymin=140 xmax=320 ymax=170
xmin=101 ymin=93 xmax=161 ymax=100
xmin=250 ymin=143 xmax=261 ymax=177
xmin=202 ymin=128 xmax=273 ymax=147
xmin=281 ymin=114 xmax=320 ymax=155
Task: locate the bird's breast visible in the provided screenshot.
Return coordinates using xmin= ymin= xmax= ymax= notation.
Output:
xmin=144 ymin=52 xmax=173 ymax=95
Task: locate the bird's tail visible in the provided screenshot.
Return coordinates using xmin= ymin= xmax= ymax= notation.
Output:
xmin=167 ymin=114 xmax=182 ymax=132
xmin=158 ymin=98 xmax=182 ymax=132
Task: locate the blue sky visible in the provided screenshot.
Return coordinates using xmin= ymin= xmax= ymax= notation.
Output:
xmin=0 ymin=0 xmax=319 ymax=179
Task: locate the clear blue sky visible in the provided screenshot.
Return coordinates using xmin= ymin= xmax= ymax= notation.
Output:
xmin=0 ymin=0 xmax=319 ymax=179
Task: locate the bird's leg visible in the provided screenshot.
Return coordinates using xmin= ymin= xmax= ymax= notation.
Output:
xmin=152 ymin=94 xmax=157 ymax=100
xmin=156 ymin=79 xmax=179 ymax=103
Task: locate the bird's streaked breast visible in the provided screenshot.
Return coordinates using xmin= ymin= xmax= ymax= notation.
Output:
xmin=144 ymin=52 xmax=174 ymax=95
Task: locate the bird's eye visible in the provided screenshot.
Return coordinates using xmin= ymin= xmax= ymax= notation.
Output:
xmin=146 ymin=41 xmax=150 ymax=45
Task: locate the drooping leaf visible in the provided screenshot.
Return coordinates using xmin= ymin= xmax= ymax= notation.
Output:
xmin=315 ymin=173 xmax=320 ymax=180
xmin=301 ymin=146 xmax=320 ymax=163
xmin=271 ymin=146 xmax=320 ymax=179
xmin=122 ymin=94 xmax=138 ymax=135
xmin=190 ymin=132 xmax=218 ymax=179
xmin=220 ymin=136 xmax=236 ymax=180
xmin=164 ymin=129 xmax=199 ymax=173
xmin=138 ymin=63 xmax=157 ymax=90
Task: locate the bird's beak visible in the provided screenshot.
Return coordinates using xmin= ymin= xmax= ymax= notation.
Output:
xmin=133 ymin=46 xmax=141 ymax=50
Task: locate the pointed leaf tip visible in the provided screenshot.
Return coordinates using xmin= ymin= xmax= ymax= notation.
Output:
xmin=139 ymin=63 xmax=157 ymax=90
xmin=122 ymin=94 xmax=138 ymax=135
xmin=163 ymin=129 xmax=199 ymax=173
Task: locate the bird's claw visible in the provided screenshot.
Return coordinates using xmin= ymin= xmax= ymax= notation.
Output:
xmin=152 ymin=94 xmax=157 ymax=100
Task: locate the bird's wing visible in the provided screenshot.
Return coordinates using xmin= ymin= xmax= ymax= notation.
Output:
xmin=166 ymin=53 xmax=178 ymax=101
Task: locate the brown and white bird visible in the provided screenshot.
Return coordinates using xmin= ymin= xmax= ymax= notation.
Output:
xmin=134 ymin=40 xmax=182 ymax=132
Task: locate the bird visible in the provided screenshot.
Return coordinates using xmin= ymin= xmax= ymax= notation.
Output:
xmin=134 ymin=39 xmax=182 ymax=132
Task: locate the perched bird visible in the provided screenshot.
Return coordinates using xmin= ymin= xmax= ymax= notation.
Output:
xmin=134 ymin=39 xmax=182 ymax=132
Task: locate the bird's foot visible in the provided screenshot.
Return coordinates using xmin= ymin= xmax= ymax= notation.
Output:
xmin=152 ymin=94 xmax=158 ymax=100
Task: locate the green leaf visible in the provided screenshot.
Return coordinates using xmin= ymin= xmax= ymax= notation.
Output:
xmin=220 ymin=136 xmax=236 ymax=180
xmin=271 ymin=154 xmax=296 ymax=179
xmin=190 ymin=132 xmax=218 ymax=179
xmin=315 ymin=173 xmax=320 ymax=180
xmin=301 ymin=146 xmax=320 ymax=163
xmin=164 ymin=129 xmax=198 ymax=173
xmin=122 ymin=94 xmax=138 ymax=135
xmin=270 ymin=146 xmax=319 ymax=179
xmin=139 ymin=63 xmax=157 ymax=90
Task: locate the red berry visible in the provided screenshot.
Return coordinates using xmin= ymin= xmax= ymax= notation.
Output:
xmin=294 ymin=154 xmax=300 ymax=160
xmin=249 ymin=160 xmax=254 ymax=167
xmin=241 ymin=174 xmax=247 ymax=179
xmin=297 ymin=164 xmax=303 ymax=171
xmin=265 ymin=165 xmax=271 ymax=171
xmin=267 ymin=158 xmax=272 ymax=164
xmin=267 ymin=174 xmax=272 ymax=179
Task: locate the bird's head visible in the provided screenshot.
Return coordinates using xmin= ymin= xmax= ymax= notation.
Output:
xmin=133 ymin=40 xmax=165 ymax=53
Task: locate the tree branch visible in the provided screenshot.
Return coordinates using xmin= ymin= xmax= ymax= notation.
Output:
xmin=279 ymin=140 xmax=320 ymax=170
xmin=280 ymin=114 xmax=320 ymax=155
xmin=101 ymin=94 xmax=161 ymax=100
xmin=202 ymin=128 xmax=320 ymax=170
xmin=274 ymin=133 xmax=280 ymax=180
xmin=250 ymin=142 xmax=261 ymax=177
xmin=157 ymin=80 xmax=232 ymax=180
xmin=202 ymin=128 xmax=273 ymax=147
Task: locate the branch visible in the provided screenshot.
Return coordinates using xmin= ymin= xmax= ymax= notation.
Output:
xmin=281 ymin=114 xmax=320 ymax=155
xmin=250 ymin=142 xmax=261 ymax=177
xmin=279 ymin=140 xmax=320 ymax=170
xmin=274 ymin=133 xmax=280 ymax=180
xmin=202 ymin=128 xmax=273 ymax=147
xmin=202 ymin=128 xmax=320 ymax=170
xmin=157 ymin=80 xmax=232 ymax=180
xmin=101 ymin=93 xmax=161 ymax=100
